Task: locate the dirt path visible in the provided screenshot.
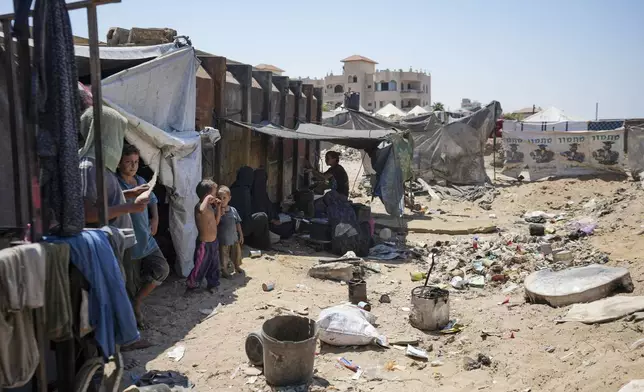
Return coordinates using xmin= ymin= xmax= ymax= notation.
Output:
xmin=124 ymin=147 xmax=644 ymax=392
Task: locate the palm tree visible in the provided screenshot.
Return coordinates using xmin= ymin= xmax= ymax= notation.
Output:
xmin=432 ymin=102 xmax=445 ymax=112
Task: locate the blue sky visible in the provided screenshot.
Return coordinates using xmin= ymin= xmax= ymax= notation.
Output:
xmin=3 ymin=0 xmax=643 ymax=119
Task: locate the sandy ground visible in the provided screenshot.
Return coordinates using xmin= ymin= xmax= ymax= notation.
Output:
xmin=124 ymin=144 xmax=644 ymax=392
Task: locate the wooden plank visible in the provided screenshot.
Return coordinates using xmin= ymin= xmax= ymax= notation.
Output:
xmin=417 ymin=178 xmax=442 ymax=201
xmin=200 ymin=56 xmax=227 ymax=182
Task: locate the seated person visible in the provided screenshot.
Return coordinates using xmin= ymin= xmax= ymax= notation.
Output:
xmin=305 ymin=151 xmax=350 ymax=198
xmin=251 ymin=168 xmax=294 ymax=238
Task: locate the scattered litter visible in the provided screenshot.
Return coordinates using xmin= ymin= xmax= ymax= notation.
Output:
xmin=545 ymin=346 xmax=556 ymax=353
xmin=166 ymin=345 xmax=186 ymax=362
xmin=250 ymin=250 xmax=262 ymax=258
xmin=262 ymin=282 xmax=275 ymax=292
xmin=406 ymin=345 xmax=429 ymax=360
xmin=379 ymin=294 xmax=391 ymax=304
xmin=243 ymin=367 xmax=263 ymax=376
xmin=357 ymin=301 xmax=371 ymax=311
xmin=488 ymin=214 xmax=497 ymax=219
xmin=230 ymin=365 xmax=241 ymax=379
xmin=379 ymin=228 xmax=393 ymax=240
xmin=369 ymin=244 xmax=405 ymax=260
xmin=199 ymin=303 xmax=223 ymax=322
xmin=390 ymin=337 xmax=420 ymax=346
xmin=364 ymin=262 xmax=382 ymax=273
xmin=560 ymin=352 xmax=575 ymax=362
xmin=401 ymin=307 xmax=411 ymax=312
xmin=440 ymin=320 xmax=464 ymax=334
xmin=524 ymin=265 xmax=633 ymax=307
xmin=552 ymin=250 xmax=573 ymax=264
xmin=245 ymin=376 xmax=258 ymax=384
xmin=431 ymin=359 xmax=444 ymax=367
xmin=318 ymin=304 xmax=387 ymax=346
xmin=499 ymin=297 xmax=510 ymax=305
xmin=135 ymin=370 xmax=192 ymax=388
xmin=469 ymin=275 xmax=485 ymax=288
xmin=410 ymin=271 xmax=427 ymax=281
xmin=450 ymin=276 xmax=466 ymax=289
xmin=561 ymin=295 xmax=644 ymax=324
xmin=337 ymin=357 xmax=360 ymax=372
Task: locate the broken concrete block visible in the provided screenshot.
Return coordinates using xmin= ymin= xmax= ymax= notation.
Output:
xmin=127 ymin=27 xmax=177 ymax=45
xmin=308 ymin=262 xmax=353 ymax=282
xmin=524 ymin=264 xmax=633 ymax=307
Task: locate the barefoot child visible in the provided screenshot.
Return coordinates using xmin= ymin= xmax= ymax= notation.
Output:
xmin=217 ymin=186 xmax=244 ymax=277
xmin=186 ymin=179 xmax=222 ymax=293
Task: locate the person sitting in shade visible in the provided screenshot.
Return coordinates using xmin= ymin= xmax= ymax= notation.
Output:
xmin=305 ymin=151 xmax=350 ymax=198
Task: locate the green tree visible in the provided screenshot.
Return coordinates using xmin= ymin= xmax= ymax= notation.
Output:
xmin=503 ymin=112 xmax=523 ymax=120
xmin=432 ymin=102 xmax=445 ymax=112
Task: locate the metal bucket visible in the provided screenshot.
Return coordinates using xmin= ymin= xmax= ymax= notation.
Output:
xmin=409 ymin=286 xmax=450 ymax=331
xmin=245 ymin=315 xmax=317 ymax=387
xmin=348 ymin=279 xmax=367 ymax=304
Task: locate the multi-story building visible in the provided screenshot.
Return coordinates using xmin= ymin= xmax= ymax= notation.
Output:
xmin=302 ymin=55 xmax=431 ymax=112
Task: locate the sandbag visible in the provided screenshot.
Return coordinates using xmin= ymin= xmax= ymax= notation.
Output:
xmin=317 ymin=304 xmax=385 ymax=346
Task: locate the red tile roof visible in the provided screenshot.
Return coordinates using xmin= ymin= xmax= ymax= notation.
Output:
xmin=255 ymin=63 xmax=285 ymax=73
xmin=340 ymin=55 xmax=378 ymax=64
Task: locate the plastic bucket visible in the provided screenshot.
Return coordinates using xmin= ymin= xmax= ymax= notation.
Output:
xmin=245 ymin=315 xmax=317 ymax=387
xmin=348 ymin=279 xmax=367 ymax=304
xmin=409 ymin=286 xmax=450 ymax=331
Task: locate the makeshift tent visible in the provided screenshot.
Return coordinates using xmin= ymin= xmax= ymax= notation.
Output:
xmin=523 ymin=106 xmax=581 ymax=122
xmin=227 ymin=110 xmax=413 ymax=216
xmin=75 ymin=42 xmax=203 ymax=277
xmin=406 ymin=105 xmax=428 ymax=116
xmin=412 ymin=101 xmax=502 ymax=185
xmin=376 ymin=103 xmax=405 ymax=117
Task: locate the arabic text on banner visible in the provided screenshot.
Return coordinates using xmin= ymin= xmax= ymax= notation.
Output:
xmin=501 ymin=129 xmax=626 ymax=180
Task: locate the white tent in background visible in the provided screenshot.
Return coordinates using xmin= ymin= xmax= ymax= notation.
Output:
xmin=523 ymin=106 xmax=582 ymax=122
xmin=407 ymin=105 xmax=429 ymax=116
xmin=376 ymin=103 xmax=405 ymax=117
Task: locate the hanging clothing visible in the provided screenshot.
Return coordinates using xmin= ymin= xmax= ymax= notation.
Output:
xmin=32 ymin=0 xmax=85 ymax=236
xmin=42 ymin=242 xmax=72 ymax=341
xmin=48 ymin=230 xmax=140 ymax=358
xmin=0 ymin=244 xmax=46 ymax=388
xmin=78 ymin=106 xmax=128 ymax=173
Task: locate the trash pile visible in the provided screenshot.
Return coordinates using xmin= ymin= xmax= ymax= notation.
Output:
xmin=419 ymin=216 xmax=614 ymax=291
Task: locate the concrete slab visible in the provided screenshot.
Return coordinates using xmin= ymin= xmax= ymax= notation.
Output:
xmin=524 ymin=264 xmax=634 ymax=308
xmin=375 ymin=216 xmax=497 ymax=235
xmin=562 ymin=296 xmax=644 ymax=324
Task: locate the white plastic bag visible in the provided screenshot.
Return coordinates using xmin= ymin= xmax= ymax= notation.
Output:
xmin=317 ymin=304 xmax=385 ymax=346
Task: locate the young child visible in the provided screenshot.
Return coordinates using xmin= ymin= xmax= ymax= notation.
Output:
xmin=216 ymin=186 xmax=244 ymax=277
xmin=186 ymin=179 xmax=222 ymax=293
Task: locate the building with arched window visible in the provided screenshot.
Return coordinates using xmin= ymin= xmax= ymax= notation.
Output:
xmin=302 ymin=55 xmax=431 ymax=111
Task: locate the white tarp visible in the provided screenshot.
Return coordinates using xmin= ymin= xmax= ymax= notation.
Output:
xmin=503 ymin=120 xmax=588 ymax=132
xmin=502 ymin=129 xmax=627 ymax=180
xmin=407 ymin=105 xmax=428 ymax=116
xmin=523 ymin=106 xmax=582 ymax=122
xmin=101 ymin=46 xmax=201 ymax=277
xmin=376 ymin=103 xmax=405 ymax=117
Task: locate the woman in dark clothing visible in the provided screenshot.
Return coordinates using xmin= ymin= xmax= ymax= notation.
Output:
xmin=251 ymin=169 xmax=295 ymax=238
xmin=230 ymin=166 xmax=271 ymax=250
xmin=306 ymin=151 xmax=350 ymax=198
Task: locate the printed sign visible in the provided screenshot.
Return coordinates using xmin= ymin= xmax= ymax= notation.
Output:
xmin=502 ymin=129 xmax=625 ymax=180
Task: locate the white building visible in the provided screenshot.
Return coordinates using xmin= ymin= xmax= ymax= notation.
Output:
xmin=303 ymin=55 xmax=431 ymax=112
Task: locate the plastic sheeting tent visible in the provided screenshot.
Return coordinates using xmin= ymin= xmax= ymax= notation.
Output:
xmin=228 ymin=109 xmax=413 ymax=216
xmin=84 ymin=43 xmax=202 ymax=277
xmin=375 ymin=103 xmax=405 ymax=118
xmin=406 ymin=105 xmax=429 ymax=116
xmin=411 ymin=101 xmax=502 ymax=185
